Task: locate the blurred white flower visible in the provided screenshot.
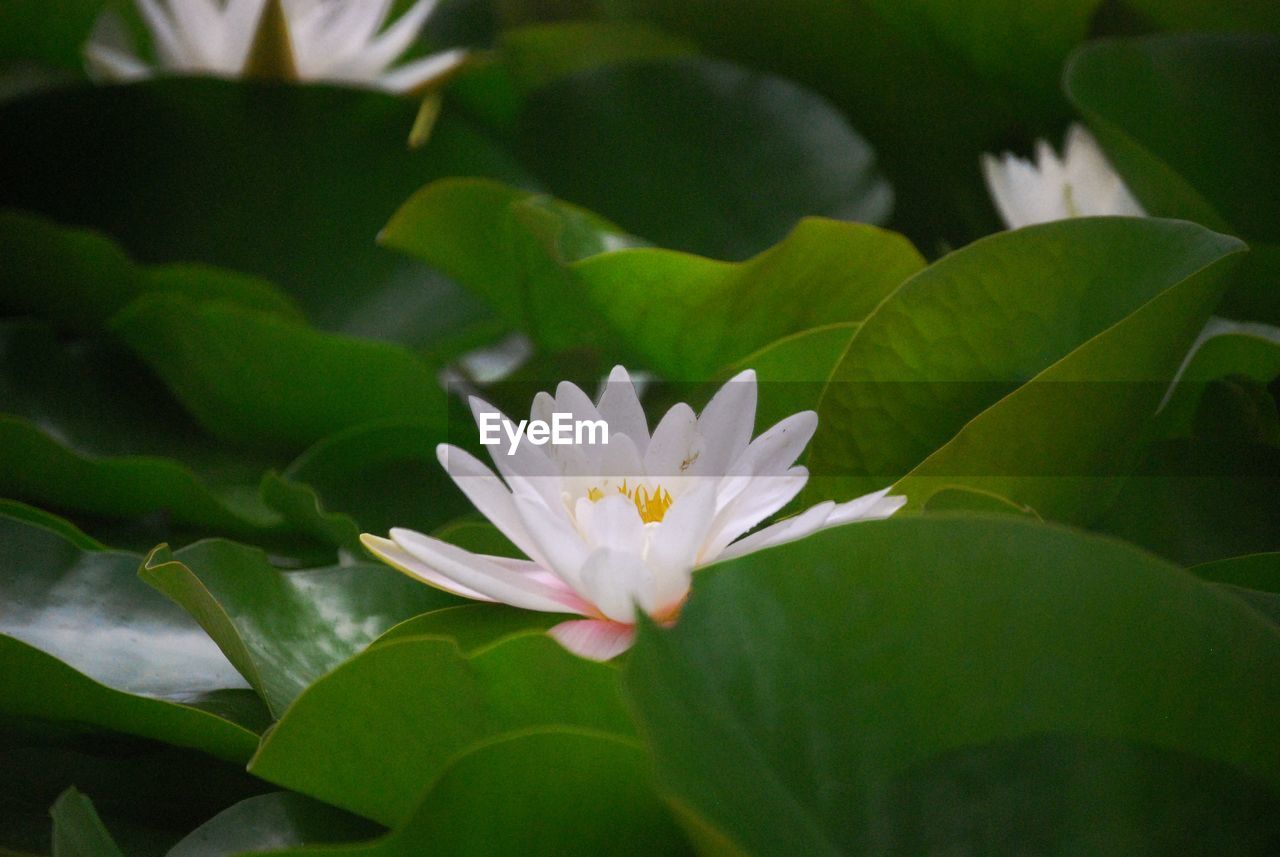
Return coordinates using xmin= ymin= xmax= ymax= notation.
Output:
xmin=982 ymin=123 xmax=1146 ymax=229
xmin=85 ymin=0 xmax=468 ymax=94
xmin=363 ymin=367 xmax=905 ymax=660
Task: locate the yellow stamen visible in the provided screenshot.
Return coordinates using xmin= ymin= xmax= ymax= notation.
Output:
xmin=588 ymin=481 xmax=673 ymax=524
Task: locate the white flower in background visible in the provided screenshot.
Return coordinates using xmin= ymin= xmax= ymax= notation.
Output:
xmin=85 ymin=0 xmax=468 ymax=94
xmin=362 ymin=367 xmax=905 ymax=660
xmin=982 ymin=123 xmax=1146 ymax=229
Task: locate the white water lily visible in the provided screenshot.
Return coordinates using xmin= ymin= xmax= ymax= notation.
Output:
xmin=85 ymin=0 xmax=468 ymax=94
xmin=982 ymin=123 xmax=1146 ymax=229
xmin=362 ymin=367 xmax=905 ymax=660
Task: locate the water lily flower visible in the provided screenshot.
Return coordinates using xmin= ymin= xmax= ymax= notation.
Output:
xmin=362 ymin=367 xmax=905 ymax=660
xmin=982 ymin=123 xmax=1146 ymax=229
xmin=85 ymin=0 xmax=468 ymax=95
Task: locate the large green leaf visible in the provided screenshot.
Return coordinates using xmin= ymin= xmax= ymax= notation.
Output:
xmin=166 ymin=793 xmax=380 ymax=857
xmin=808 ymin=217 xmax=1244 ymax=521
xmin=1193 ymin=553 xmax=1280 ymax=593
xmin=140 ymin=540 xmax=460 ymax=717
xmin=50 ymin=788 xmax=124 ymax=857
xmin=248 ymin=634 xmax=634 ymax=826
xmin=626 ymin=516 xmax=1280 ymax=854
xmin=0 ymin=78 xmax=530 ymax=346
xmin=250 ymin=731 xmax=692 ymax=857
xmin=1065 ymin=34 xmax=1280 ymax=320
xmin=0 ymin=209 xmax=301 ymax=334
xmin=110 ymin=295 xmax=449 ymax=450
xmin=0 ymin=321 xmax=284 ymax=538
xmin=384 ymin=178 xmax=923 ymax=377
xmin=514 ymin=56 xmax=892 ymax=260
xmin=0 ymin=514 xmax=264 ymax=762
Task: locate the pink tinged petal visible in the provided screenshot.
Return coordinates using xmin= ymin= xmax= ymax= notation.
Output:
xmin=360 ymin=533 xmax=495 ymax=602
xmin=596 ymin=365 xmax=650 ymax=454
xmin=376 ymin=47 xmax=469 ymax=94
xmin=435 ymin=444 xmax=550 ymax=569
xmin=548 ymin=619 xmax=635 ymax=661
xmin=644 ymin=402 xmax=698 ymax=478
xmin=691 ymin=369 xmax=757 ymax=477
xmin=577 ymin=548 xmax=654 ymax=624
xmin=388 ymin=528 xmax=588 ymax=615
xmin=700 ymin=467 xmax=810 ymax=563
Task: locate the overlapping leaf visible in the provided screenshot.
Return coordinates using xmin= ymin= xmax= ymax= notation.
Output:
xmin=249 ymin=634 xmax=634 ymax=825
xmin=807 ymin=217 xmax=1244 ymax=522
xmin=627 ymin=516 xmax=1280 ymax=854
xmin=384 ymin=178 xmax=923 ymax=377
xmin=140 ymin=539 xmax=460 ymax=716
xmin=0 ymin=514 xmax=265 ymax=763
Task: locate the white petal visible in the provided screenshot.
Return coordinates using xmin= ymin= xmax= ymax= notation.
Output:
xmin=827 ymin=486 xmax=908 ymax=525
xmin=467 ymin=396 xmax=563 ymax=512
xmin=360 ymin=533 xmax=495 ymax=602
xmin=691 ymin=369 xmax=756 ymax=477
xmin=576 ymin=547 xmax=653 ymax=623
xmin=135 ymin=0 xmax=189 ymax=68
xmin=512 ymin=492 xmax=592 ymax=590
xmin=389 ymin=528 xmax=586 ymax=614
xmin=712 ymin=500 xmax=836 ymax=564
xmin=548 ymin=619 xmax=635 ymax=661
xmin=376 ymin=47 xmax=469 ymax=94
xmin=575 ymin=493 xmax=647 ymax=554
xmin=714 ymin=487 xmax=905 ymax=563
xmin=700 ymin=468 xmax=809 ymax=563
xmin=435 ymin=444 xmax=550 ymax=568
xmin=356 ymin=0 xmax=438 ymax=76
xmin=646 ymin=484 xmax=714 ymax=611
xmin=596 ymin=365 xmax=650 ymax=454
xmin=644 ymin=402 xmax=698 ymax=478
xmin=84 ymin=42 xmax=152 ymax=81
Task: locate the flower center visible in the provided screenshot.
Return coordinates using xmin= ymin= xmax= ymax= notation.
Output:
xmin=587 ymin=480 xmax=673 ymax=524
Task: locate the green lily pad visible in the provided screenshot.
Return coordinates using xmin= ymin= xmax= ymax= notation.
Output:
xmin=0 ymin=320 xmax=285 ymax=538
xmin=166 ymin=792 xmax=381 ymax=857
xmin=0 ymin=209 xmax=301 ymax=335
xmin=140 ymin=540 xmax=460 ymax=717
xmin=110 ymin=295 xmax=449 ymax=451
xmin=807 ymin=217 xmax=1244 ymax=522
xmin=384 ymin=178 xmax=923 ymax=377
xmin=514 ymin=56 xmax=892 ymax=260
xmin=0 ymin=514 xmax=264 ymax=763
xmin=248 ymin=731 xmax=692 ymax=857
xmin=249 ymin=634 xmax=634 ymax=826
xmin=626 ymin=515 xmax=1280 ymax=853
